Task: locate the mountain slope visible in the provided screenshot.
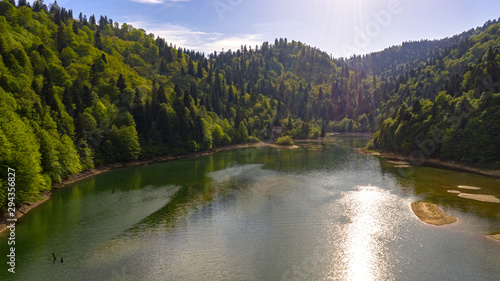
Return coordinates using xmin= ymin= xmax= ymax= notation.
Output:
xmin=368 ymin=21 xmax=500 ymax=166
xmin=0 ymin=1 xmax=379 ymax=209
xmin=345 ymin=19 xmax=499 ymax=78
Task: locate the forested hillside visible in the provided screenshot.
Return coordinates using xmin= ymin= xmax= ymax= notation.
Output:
xmin=0 ymin=0 xmax=382 ymax=208
xmin=367 ymin=20 xmax=500 ymax=167
xmin=0 ymin=0 xmax=499 ymax=210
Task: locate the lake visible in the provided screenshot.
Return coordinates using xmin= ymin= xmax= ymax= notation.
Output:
xmin=1 ymin=135 xmax=500 ymax=280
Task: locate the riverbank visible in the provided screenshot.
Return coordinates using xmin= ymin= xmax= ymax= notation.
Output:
xmin=0 ymin=141 xmax=300 ymax=234
xmin=411 ymin=201 xmax=457 ymax=226
xmin=360 ymin=149 xmax=500 ymax=179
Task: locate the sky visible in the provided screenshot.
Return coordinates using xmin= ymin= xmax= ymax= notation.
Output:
xmin=54 ymin=0 xmax=500 ymax=58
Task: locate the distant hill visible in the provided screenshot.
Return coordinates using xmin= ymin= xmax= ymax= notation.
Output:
xmin=345 ymin=19 xmax=500 ymax=78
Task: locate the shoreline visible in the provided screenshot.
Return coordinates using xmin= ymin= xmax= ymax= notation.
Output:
xmin=360 ymin=149 xmax=500 ymax=179
xmin=0 ymin=141 xmax=298 ymax=234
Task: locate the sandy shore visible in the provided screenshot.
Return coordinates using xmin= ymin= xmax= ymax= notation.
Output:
xmin=411 ymin=201 xmax=458 ymax=226
xmin=369 ymin=151 xmax=500 ymax=178
xmin=359 ymin=148 xmax=381 ymax=156
xmin=1 ymin=141 xmax=299 ymax=234
xmin=264 ymin=143 xmax=300 ymax=149
xmin=387 ymin=160 xmax=410 ymax=165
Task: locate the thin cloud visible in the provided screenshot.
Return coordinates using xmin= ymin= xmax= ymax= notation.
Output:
xmin=128 ymin=21 xmax=265 ymax=55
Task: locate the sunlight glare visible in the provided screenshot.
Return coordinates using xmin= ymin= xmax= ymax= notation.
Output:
xmin=341 ymin=185 xmax=389 ymax=281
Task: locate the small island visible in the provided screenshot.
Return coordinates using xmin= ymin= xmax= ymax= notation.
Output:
xmin=489 ymin=234 xmax=500 ymax=242
xmin=411 ymin=202 xmax=457 ymax=226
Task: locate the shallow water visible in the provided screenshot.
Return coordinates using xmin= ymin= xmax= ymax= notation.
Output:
xmin=1 ymin=135 xmax=500 ymax=280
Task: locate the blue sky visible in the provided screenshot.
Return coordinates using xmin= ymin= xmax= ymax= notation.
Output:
xmin=55 ymin=0 xmax=500 ymax=57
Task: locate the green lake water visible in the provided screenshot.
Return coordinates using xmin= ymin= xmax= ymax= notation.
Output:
xmin=1 ymin=135 xmax=500 ymax=280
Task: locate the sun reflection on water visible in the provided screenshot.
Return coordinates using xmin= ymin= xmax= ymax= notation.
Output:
xmin=336 ymin=185 xmax=394 ymax=281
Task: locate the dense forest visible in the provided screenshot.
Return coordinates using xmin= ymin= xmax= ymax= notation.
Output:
xmin=367 ymin=21 xmax=500 ymax=167
xmin=0 ymin=0 xmax=499 ymax=209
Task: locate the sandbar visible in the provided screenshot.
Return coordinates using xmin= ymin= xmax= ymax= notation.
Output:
xmin=458 ymin=193 xmax=500 ymax=203
xmin=388 ymin=160 xmax=410 ymax=165
xmin=394 ymin=165 xmax=412 ymax=168
xmin=370 ymin=150 xmax=500 ymax=178
xmin=488 ymin=234 xmax=500 ymax=242
xmin=411 ymin=201 xmax=457 ymax=226
xmin=457 ymin=185 xmax=481 ymax=190
xmin=359 ymin=148 xmax=381 ymax=156
xmin=447 ymin=190 xmax=461 ymax=194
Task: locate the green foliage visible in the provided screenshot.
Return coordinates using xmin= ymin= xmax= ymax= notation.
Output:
xmin=367 ymin=20 xmax=500 ymax=167
xmin=248 ymin=136 xmax=260 ymax=143
xmin=211 ymin=124 xmax=225 ymax=147
xmin=109 ymin=125 xmax=141 ymax=161
xmin=234 ymin=122 xmax=249 ymax=143
xmin=0 ymin=88 xmax=49 ymax=210
xmin=276 ymin=135 xmax=294 ymax=145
